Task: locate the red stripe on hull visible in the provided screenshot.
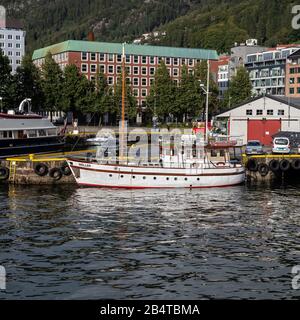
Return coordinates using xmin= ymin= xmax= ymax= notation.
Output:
xmin=76 ymin=182 xmax=244 ymax=189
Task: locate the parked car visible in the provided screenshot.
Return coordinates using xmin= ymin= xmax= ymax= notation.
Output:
xmin=245 ymin=140 xmax=264 ymax=155
xmin=272 ymin=137 xmax=291 ymax=154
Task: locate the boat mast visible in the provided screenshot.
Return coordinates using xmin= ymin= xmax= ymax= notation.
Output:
xmin=205 ymin=59 xmax=210 ymax=144
xmin=120 ymin=43 xmax=126 ymax=160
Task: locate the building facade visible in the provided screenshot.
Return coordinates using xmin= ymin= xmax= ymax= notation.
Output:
xmin=285 ymin=49 xmax=300 ymax=97
xmin=245 ymin=46 xmax=300 ymax=96
xmin=0 ymin=15 xmax=25 ymax=73
xmin=32 ymin=40 xmax=218 ymax=113
xmin=217 ymin=56 xmax=230 ymax=99
xmin=216 ymin=95 xmax=300 ymax=145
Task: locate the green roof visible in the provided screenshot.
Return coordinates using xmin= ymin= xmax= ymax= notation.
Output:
xmin=32 ymin=40 xmax=218 ymax=61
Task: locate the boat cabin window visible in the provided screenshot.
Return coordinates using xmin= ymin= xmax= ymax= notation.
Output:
xmin=26 ymin=130 xmax=38 ymax=138
xmin=211 ymin=150 xmax=218 ymax=157
xmin=18 ymin=130 xmax=28 ymax=139
xmin=47 ymin=129 xmax=57 ymax=136
xmin=38 ymin=129 xmax=47 ymax=137
xmin=0 ymin=131 xmax=13 ymax=139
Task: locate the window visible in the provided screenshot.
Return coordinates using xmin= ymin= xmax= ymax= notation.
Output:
xmin=133 ymin=66 xmax=139 ymax=75
xmin=108 ymin=65 xmax=114 ymax=74
xmin=16 ymin=60 xmax=21 ymax=65
xmin=174 ymin=58 xmax=179 ymax=66
xmin=133 ymin=78 xmax=139 ymax=86
xmin=141 ymin=67 xmax=147 ymax=75
xmin=7 ymin=51 xmax=13 ymax=56
xmin=90 ymin=64 xmax=97 ymax=73
xmin=116 ymin=66 xmax=122 ymax=74
xmin=188 ymin=59 xmax=194 ymax=66
xmin=0 ymin=43 xmax=4 ymax=48
xmin=133 ymin=88 xmax=139 ymax=97
xmin=0 ymin=34 xmax=4 ymax=39
xmin=165 ymin=57 xmax=171 ymax=65
xmin=141 ymin=78 xmax=147 ymax=86
xmin=181 ymin=58 xmax=186 ymax=65
xmin=278 ymin=110 xmax=285 ymax=116
xmin=16 ymin=43 xmax=21 ymax=49
xmin=99 ymin=53 xmax=105 ymax=62
xmin=90 ymin=75 xmax=95 ymax=82
xmin=150 ymin=56 xmax=155 ymax=64
xmin=126 ymin=55 xmax=131 ymax=63
xmin=290 ymin=78 xmax=295 ymax=84
xmin=99 ymin=64 xmax=105 ymax=73
xmin=117 ymin=54 xmax=122 ymax=62
xmin=142 ymin=56 xmax=147 ymax=64
xmin=16 ymin=35 xmax=21 ymax=40
xmin=8 ymin=35 xmax=13 ymax=40
xmin=297 ymin=88 xmax=300 ymax=94
xmin=108 ymin=54 xmax=114 ymax=62
xmin=81 ymin=52 xmax=88 ymax=61
xmin=290 ymin=88 xmax=295 ymax=94
xmin=150 ymin=78 xmax=154 ymax=85
xmin=141 ymin=89 xmax=147 ymax=97
xmin=173 ymin=68 xmax=178 ymax=77
xmin=134 ymin=55 xmax=139 ymax=63
xmin=81 ymin=64 xmax=88 ymax=72
xmin=267 ymin=110 xmax=273 ymax=116
xmin=149 ymin=67 xmax=155 ymax=76
xmin=256 ymin=110 xmax=263 ymax=115
xmin=8 ymin=43 xmax=12 ymax=48
xmin=90 ymin=53 xmax=97 ymax=61
xmin=297 ymin=77 xmax=300 ymax=84
xmin=126 ymin=66 xmax=131 ymax=75
xmin=290 ymin=67 xmax=295 ymax=74
xmin=108 ymin=77 xmax=114 ymax=85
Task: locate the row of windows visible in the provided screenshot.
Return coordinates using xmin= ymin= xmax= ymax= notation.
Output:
xmin=0 ymin=42 xmax=22 ymax=49
xmin=81 ymin=52 xmax=199 ymax=66
xmin=290 ymin=67 xmax=300 ymax=74
xmin=0 ymin=34 xmax=22 ymax=40
xmin=246 ymin=109 xmax=285 ymax=116
xmin=81 ymin=64 xmax=183 ymax=76
xmin=108 ymin=174 xmax=201 ymax=181
xmin=0 ymin=49 xmax=22 ymax=57
xmin=289 ymin=87 xmax=300 ymax=94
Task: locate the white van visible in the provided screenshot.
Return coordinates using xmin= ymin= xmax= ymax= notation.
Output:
xmin=272 ymin=137 xmax=290 ymax=154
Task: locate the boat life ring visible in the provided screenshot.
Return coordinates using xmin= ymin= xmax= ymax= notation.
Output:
xmin=269 ymin=159 xmax=280 ymax=172
xmin=246 ymin=158 xmax=258 ymax=172
xmin=0 ymin=167 xmax=10 ymax=181
xmin=279 ymin=159 xmax=290 ymax=172
xmin=49 ymin=168 xmax=63 ymax=181
xmin=34 ymin=163 xmax=49 ymax=177
xmin=291 ymin=159 xmax=300 ymax=171
xmin=258 ymin=163 xmax=269 ymax=177
xmin=61 ymin=163 xmax=72 ymax=176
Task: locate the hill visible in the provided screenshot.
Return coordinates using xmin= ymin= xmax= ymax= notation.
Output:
xmin=2 ymin=0 xmax=300 ymax=53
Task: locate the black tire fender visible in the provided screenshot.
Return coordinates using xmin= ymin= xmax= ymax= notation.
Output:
xmin=61 ymin=163 xmax=72 ymax=176
xmin=258 ymin=163 xmax=269 ymax=177
xmin=291 ymin=159 xmax=300 ymax=170
xmin=34 ymin=163 xmax=49 ymax=177
xmin=0 ymin=167 xmax=10 ymax=181
xmin=246 ymin=158 xmax=258 ymax=172
xmin=279 ymin=159 xmax=291 ymax=172
xmin=49 ymin=168 xmax=63 ymax=181
xmin=269 ymin=159 xmax=280 ymax=172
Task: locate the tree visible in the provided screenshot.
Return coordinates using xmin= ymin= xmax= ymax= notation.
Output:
xmin=40 ymin=52 xmax=63 ymax=120
xmin=146 ymin=61 xmax=177 ymax=122
xmin=13 ymin=55 xmax=44 ymax=111
xmin=0 ymin=49 xmax=14 ymax=111
xmin=225 ymin=66 xmax=252 ymax=108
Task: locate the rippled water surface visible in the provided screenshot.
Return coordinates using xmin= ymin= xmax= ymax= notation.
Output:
xmin=0 ymin=183 xmax=299 ymax=299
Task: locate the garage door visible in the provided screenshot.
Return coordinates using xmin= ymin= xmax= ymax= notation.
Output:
xmin=247 ymin=120 xmax=281 ymax=145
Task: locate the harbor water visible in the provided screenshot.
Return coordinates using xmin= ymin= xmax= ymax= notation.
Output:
xmin=0 ymin=183 xmax=299 ymax=299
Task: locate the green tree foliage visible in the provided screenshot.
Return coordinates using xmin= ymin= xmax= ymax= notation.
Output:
xmin=224 ymin=66 xmax=252 ymax=108
xmin=13 ymin=55 xmax=44 ymax=111
xmin=0 ymin=49 xmax=14 ymax=110
xmin=146 ymin=61 xmax=177 ymax=121
xmin=40 ymin=52 xmax=63 ymax=118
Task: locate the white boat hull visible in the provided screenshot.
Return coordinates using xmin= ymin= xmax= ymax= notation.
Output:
xmin=67 ymin=160 xmax=245 ymax=189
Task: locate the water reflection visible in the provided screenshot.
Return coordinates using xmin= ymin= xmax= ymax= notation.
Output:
xmin=0 ymin=183 xmax=299 ymax=299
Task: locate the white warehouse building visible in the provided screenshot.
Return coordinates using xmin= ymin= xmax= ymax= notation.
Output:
xmin=216 ymin=95 xmax=300 ymax=145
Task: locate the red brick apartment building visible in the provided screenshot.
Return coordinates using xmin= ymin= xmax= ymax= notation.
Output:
xmin=32 ymin=40 xmax=218 ymax=111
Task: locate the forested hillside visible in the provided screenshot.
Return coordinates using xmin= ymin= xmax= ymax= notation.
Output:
xmin=2 ymin=0 xmax=300 ymax=53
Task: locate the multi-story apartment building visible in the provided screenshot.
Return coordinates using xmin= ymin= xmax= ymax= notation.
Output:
xmin=285 ymin=49 xmax=300 ymax=97
xmin=0 ymin=8 xmax=25 ymax=73
xmin=32 ymin=40 xmax=218 ymax=112
xmin=245 ymin=46 xmax=300 ymax=96
xmin=216 ymin=56 xmax=230 ymax=99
